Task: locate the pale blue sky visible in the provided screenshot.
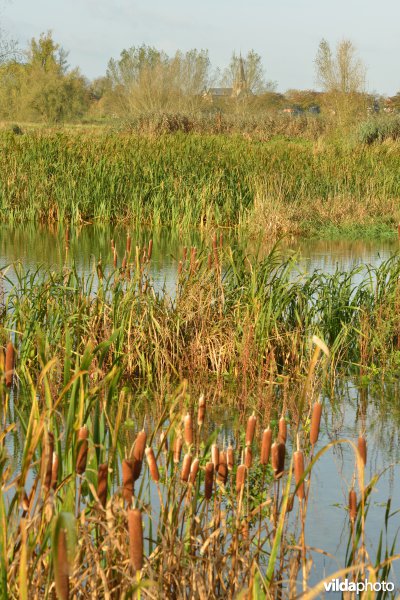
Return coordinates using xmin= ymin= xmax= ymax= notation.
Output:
xmin=1 ymin=0 xmax=399 ymax=95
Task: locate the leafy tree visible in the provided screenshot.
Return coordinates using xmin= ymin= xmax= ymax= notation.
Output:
xmin=222 ymin=50 xmax=276 ymax=95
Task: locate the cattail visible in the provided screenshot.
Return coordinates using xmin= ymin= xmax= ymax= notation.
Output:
xmin=204 ymin=462 xmax=214 ymax=500
xmin=190 ymin=247 xmax=197 ymax=273
xmin=122 ymin=253 xmax=127 ymax=270
xmin=349 ymin=489 xmax=357 ymax=522
xmin=181 ymin=453 xmax=192 ymax=482
xmin=211 ymin=444 xmax=219 ymax=470
xmin=54 ymin=526 xmax=69 ymax=600
xmin=183 ymin=413 xmax=193 ymax=446
xmin=173 ymin=435 xmax=183 ymax=464
xmin=241 ymin=520 xmax=249 ymax=540
xmin=97 ymin=463 xmax=108 ymax=507
xmin=227 ymin=444 xmax=234 ymax=471
xmin=0 ymin=347 xmax=5 ymax=372
xmin=236 ymin=464 xmax=246 ymax=494
xmin=197 ymin=394 xmax=206 ymax=426
xmin=51 ymin=453 xmax=59 ymax=491
xmin=42 ymin=431 xmax=54 ymax=493
xmin=75 ymin=426 xmax=89 ymax=475
xmin=183 ymin=247 xmax=188 ymax=261
xmin=145 ymin=447 xmax=159 ymax=482
xmin=358 ymin=435 xmax=367 ymax=466
xmin=294 ymin=450 xmax=305 ymax=500
xmin=189 ymin=457 xmax=200 ymax=485
xmin=132 ymin=429 xmax=147 ymax=480
xmin=122 ymin=459 xmax=134 ymax=504
xmin=310 ymin=402 xmax=322 ymax=446
xmin=271 ymin=442 xmax=285 ymax=478
xmin=111 ymin=238 xmax=115 ymax=251
xmin=260 ymin=428 xmax=272 ymax=465
xmin=278 ymin=417 xmax=287 ymax=443
xmin=113 ymin=248 xmax=117 ymax=268
xmin=5 ymin=341 xmax=15 ymax=387
xmin=147 ymin=239 xmax=153 ymax=261
xmin=217 ymin=451 xmax=228 ymax=484
xmin=126 ymin=234 xmax=131 ymax=254
xmin=128 ymin=508 xmax=143 ymax=572
xmin=244 ymin=446 xmax=252 ymax=469
xmin=178 ymin=260 xmax=183 ymax=275
xmin=245 ymin=413 xmax=257 ymax=446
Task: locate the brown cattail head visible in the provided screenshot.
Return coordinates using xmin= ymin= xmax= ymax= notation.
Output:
xmin=54 ymin=526 xmax=69 ymax=600
xmin=183 ymin=413 xmax=193 ymax=446
xmin=147 ymin=239 xmax=153 ymax=261
xmin=236 ymin=464 xmax=246 ymax=494
xmin=349 ymin=489 xmax=357 ymax=522
xmin=245 ymin=413 xmax=257 ymax=446
xmin=0 ymin=347 xmax=4 ymax=372
xmin=197 ymin=394 xmax=206 ymax=426
xmin=217 ymin=451 xmax=228 ymax=484
xmin=41 ymin=431 xmax=54 ymax=494
xmin=271 ymin=442 xmax=285 ymax=479
xmin=227 ymin=444 xmax=234 ymax=471
xmin=211 ymin=444 xmax=219 ymax=470
xmin=260 ymin=428 xmax=272 ymax=465
xmin=5 ymin=341 xmax=15 ymax=387
xmin=181 ymin=453 xmax=192 ymax=482
xmin=122 ymin=459 xmax=134 ymax=505
xmin=189 ymin=457 xmax=200 ymax=485
xmin=204 ymin=462 xmax=214 ymax=500
xmin=358 ymin=435 xmax=367 ymax=467
xmin=113 ymin=248 xmax=117 ymax=269
xmin=132 ymin=429 xmax=147 ymax=481
xmin=294 ymin=450 xmax=305 ymax=500
xmin=126 ymin=234 xmax=131 ymax=254
xmin=145 ymin=447 xmax=159 ymax=482
xmin=173 ymin=435 xmax=183 ymax=464
xmin=76 ymin=426 xmax=89 ymax=475
xmin=128 ymin=508 xmax=143 ymax=572
xmin=51 ymin=453 xmax=59 ymax=491
xmin=97 ymin=463 xmax=108 ymax=508
xmin=278 ymin=417 xmax=287 ymax=443
xmin=310 ymin=402 xmax=323 ymax=446
xmin=244 ymin=446 xmax=252 ymax=469
xmin=178 ymin=260 xmax=183 ymax=276
xmin=111 ymin=238 xmax=115 ymax=251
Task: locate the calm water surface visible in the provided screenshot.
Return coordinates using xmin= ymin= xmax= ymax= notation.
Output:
xmin=1 ymin=224 xmax=400 ymax=594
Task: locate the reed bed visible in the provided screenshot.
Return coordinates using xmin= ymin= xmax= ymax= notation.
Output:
xmin=1 ymin=241 xmax=400 ymax=597
xmin=0 ymin=131 xmax=399 ymax=236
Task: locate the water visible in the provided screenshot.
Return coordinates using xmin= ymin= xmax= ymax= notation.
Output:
xmin=1 ymin=223 xmax=400 ymax=593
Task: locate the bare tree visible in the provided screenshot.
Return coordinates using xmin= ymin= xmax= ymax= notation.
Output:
xmin=223 ymin=50 xmax=276 ymax=94
xmin=315 ymin=38 xmax=366 ymax=94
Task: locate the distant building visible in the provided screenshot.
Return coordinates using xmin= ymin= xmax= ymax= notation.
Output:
xmin=203 ymin=56 xmax=251 ymax=101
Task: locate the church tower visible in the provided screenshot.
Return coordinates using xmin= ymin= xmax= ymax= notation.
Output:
xmin=232 ymin=55 xmax=248 ymax=97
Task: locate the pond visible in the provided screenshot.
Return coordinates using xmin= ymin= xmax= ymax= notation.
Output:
xmin=1 ymin=223 xmax=399 ymax=595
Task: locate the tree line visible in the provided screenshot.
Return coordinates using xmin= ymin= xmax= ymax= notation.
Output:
xmin=0 ymin=31 xmax=399 ymax=123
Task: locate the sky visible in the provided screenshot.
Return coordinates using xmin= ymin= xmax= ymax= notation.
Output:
xmin=1 ymin=0 xmax=399 ymax=95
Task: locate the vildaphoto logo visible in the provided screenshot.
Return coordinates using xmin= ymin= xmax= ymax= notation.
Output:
xmin=324 ymin=578 xmax=395 ymax=593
